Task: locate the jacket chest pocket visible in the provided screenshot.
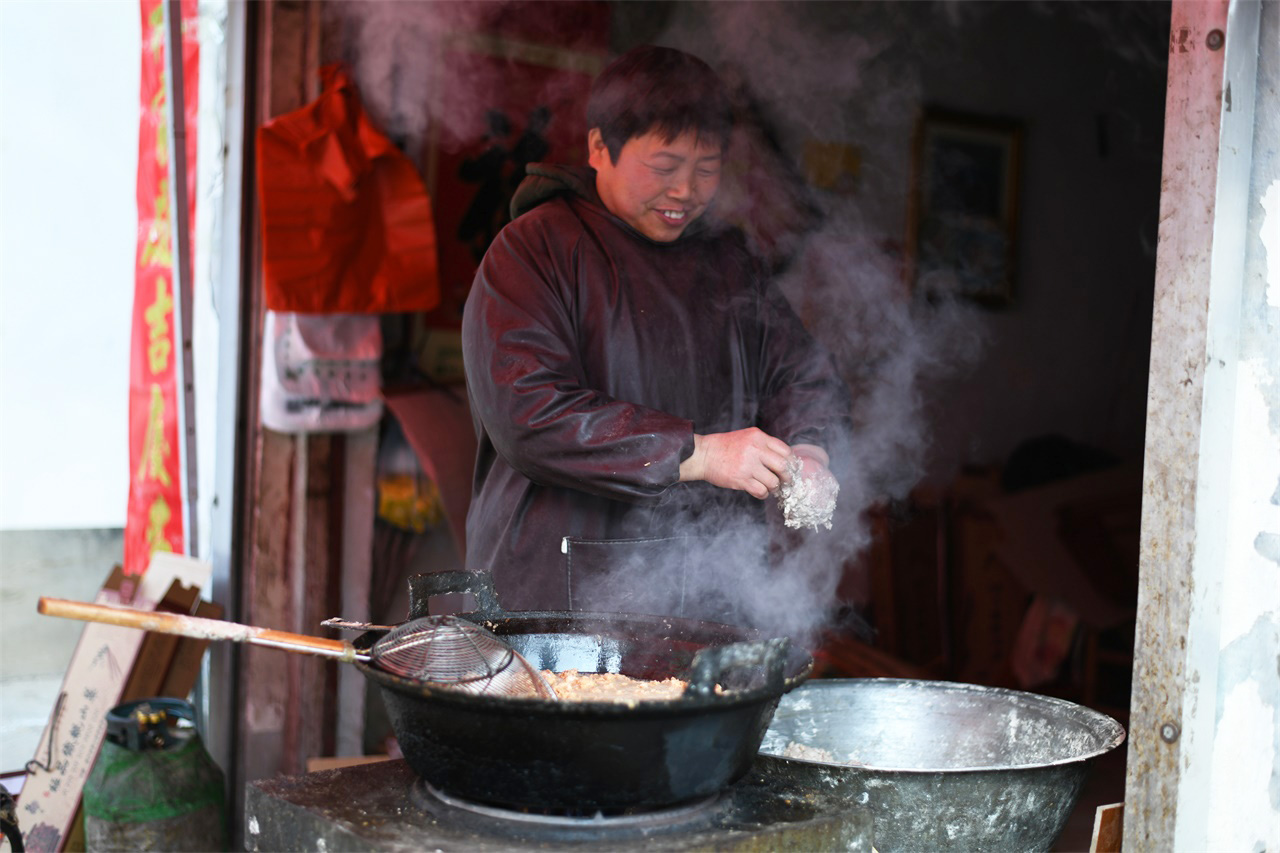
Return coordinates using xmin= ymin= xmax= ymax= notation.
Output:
xmin=562 ymin=535 xmax=692 ymax=617
xmin=560 ymin=529 xmax=766 ymax=623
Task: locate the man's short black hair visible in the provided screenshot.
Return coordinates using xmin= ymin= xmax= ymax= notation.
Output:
xmin=587 ymin=45 xmax=734 ymax=163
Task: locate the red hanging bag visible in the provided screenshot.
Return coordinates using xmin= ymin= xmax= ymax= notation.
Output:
xmin=256 ymin=64 xmax=440 ymax=314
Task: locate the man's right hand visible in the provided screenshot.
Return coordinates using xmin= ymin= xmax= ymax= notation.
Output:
xmin=679 ymin=428 xmax=794 ymax=499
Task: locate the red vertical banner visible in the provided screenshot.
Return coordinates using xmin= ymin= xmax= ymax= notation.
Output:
xmin=125 ymin=0 xmax=198 ymax=578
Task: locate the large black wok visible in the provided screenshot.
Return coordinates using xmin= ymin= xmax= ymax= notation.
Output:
xmin=355 ymin=571 xmax=813 ymax=813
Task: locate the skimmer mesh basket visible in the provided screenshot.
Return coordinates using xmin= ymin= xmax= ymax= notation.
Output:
xmin=370 ymin=615 xmax=557 ymax=699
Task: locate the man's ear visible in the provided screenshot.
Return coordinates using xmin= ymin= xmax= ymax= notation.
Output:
xmin=587 ymin=128 xmax=610 ymax=168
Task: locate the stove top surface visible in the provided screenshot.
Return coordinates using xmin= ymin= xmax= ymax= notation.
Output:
xmin=245 ymin=757 xmax=873 ymax=851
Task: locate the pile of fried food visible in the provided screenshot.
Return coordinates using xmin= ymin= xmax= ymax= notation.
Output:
xmin=541 ymin=669 xmax=710 ymax=703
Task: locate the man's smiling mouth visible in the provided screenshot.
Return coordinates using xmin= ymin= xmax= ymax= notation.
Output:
xmin=659 ymin=210 xmax=687 ymax=222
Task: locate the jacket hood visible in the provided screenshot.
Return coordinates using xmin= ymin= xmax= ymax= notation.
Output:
xmin=508 ymin=162 xmax=717 ymax=241
xmin=508 ymin=163 xmax=596 ymax=219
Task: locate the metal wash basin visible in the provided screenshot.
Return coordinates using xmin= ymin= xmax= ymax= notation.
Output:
xmin=758 ymin=678 xmax=1126 ymax=852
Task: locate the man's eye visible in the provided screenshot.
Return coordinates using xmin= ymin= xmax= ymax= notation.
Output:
xmin=652 ymin=166 xmax=676 ymax=176
xmin=697 ymin=169 xmax=719 ymax=178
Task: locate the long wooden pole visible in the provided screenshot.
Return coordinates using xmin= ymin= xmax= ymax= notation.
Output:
xmin=37 ymin=597 xmax=364 ymax=663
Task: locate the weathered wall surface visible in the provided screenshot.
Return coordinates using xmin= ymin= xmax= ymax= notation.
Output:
xmin=1195 ymin=0 xmax=1279 ymax=847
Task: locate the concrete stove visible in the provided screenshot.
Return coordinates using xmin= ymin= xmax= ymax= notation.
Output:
xmin=245 ymin=756 xmax=873 ymax=851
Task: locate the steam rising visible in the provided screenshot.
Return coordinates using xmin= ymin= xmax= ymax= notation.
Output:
xmin=327 ymin=1 xmax=991 ymax=646
xmin=327 ymin=1 xmax=609 ymax=161
xmin=326 ymin=1 xmax=468 ymax=154
xmin=662 ymin=2 xmax=988 ymax=644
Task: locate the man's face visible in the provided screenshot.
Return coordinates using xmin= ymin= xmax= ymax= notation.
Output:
xmin=588 ymin=127 xmax=723 ymax=242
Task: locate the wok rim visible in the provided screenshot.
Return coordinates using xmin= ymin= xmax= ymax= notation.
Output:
xmin=759 ymin=677 xmax=1127 ymax=774
xmin=356 ymin=659 xmax=804 ymax=713
xmin=354 ymin=607 xmax=813 ymax=713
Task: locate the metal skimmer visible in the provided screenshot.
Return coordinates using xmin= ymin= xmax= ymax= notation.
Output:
xmin=372 ymin=615 xmax=558 ymax=700
xmin=36 ymin=598 xmax=557 ymax=701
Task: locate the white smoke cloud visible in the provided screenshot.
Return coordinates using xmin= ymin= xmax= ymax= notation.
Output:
xmin=649 ymin=2 xmax=990 ymax=642
xmin=325 ymin=1 xmax=611 ymax=163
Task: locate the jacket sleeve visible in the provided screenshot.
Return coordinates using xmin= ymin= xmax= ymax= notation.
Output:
xmin=754 ymin=274 xmax=855 ymax=468
xmin=462 ymin=215 xmax=694 ymax=502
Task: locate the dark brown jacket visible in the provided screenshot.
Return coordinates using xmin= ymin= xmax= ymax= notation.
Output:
xmin=461 ymin=164 xmax=852 ymax=620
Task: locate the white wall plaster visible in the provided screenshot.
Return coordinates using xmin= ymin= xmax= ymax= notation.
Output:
xmin=1220 ymin=358 xmax=1280 ymax=649
xmin=1204 ymin=353 xmax=1280 ymax=844
xmin=1208 ymin=680 xmax=1278 ymax=850
xmin=1263 ymin=180 xmax=1280 ymax=308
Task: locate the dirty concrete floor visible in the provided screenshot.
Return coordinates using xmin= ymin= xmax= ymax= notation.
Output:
xmin=0 ymin=529 xmax=122 ymax=771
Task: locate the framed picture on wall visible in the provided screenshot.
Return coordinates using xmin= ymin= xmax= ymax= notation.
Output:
xmin=907 ymin=108 xmax=1022 ymax=307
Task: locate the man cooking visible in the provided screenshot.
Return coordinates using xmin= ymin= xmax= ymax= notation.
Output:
xmin=461 ymin=45 xmax=853 ymax=623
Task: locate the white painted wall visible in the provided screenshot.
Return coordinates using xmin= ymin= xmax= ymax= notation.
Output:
xmin=1187 ymin=0 xmax=1280 ymax=847
xmin=0 ymin=0 xmax=139 ymax=530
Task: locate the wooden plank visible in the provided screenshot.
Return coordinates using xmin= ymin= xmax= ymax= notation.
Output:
xmin=1126 ymin=2 xmax=1229 ymax=849
xmin=1090 ymin=802 xmax=1124 ymax=853
xmin=336 ymin=426 xmax=377 ymax=756
xmin=239 ymin=0 xmax=336 ymax=786
xmin=241 ymin=428 xmax=297 ymax=781
xmin=304 ymin=755 xmax=390 ymax=774
xmin=289 ymin=432 xmax=338 ymax=768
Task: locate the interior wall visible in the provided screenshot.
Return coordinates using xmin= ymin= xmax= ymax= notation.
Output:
xmin=908 ymin=3 xmax=1167 ymax=478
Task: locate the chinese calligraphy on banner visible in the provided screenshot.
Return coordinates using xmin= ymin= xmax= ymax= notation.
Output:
xmin=124 ymin=0 xmax=198 ymax=578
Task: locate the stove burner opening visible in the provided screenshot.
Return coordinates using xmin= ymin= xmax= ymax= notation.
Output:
xmin=412 ymin=779 xmax=723 ymax=837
